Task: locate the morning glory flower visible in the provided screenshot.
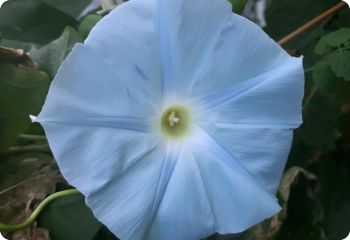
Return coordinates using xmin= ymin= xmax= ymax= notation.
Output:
xmin=33 ymin=0 xmax=304 ymax=239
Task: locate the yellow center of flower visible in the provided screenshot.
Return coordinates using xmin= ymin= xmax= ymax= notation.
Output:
xmin=161 ymin=105 xmax=191 ymax=139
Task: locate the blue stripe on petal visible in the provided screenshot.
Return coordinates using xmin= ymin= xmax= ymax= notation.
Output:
xmin=84 ymin=0 xmax=163 ymax=100
xmin=38 ymin=44 xmax=160 ymax=122
xmin=194 ymin=57 xmax=304 ymax=128
xmin=36 ymin=116 xmax=150 ymax=133
xmin=189 ymin=125 xmax=281 ymax=233
xmin=198 ymin=122 xmax=293 ymax=195
xmin=199 ymin=56 xmax=304 ymax=128
xmin=156 ymin=0 xmax=232 ymax=97
xmin=147 ymin=146 xmax=215 ymax=240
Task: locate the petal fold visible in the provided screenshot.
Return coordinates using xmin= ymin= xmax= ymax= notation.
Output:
xmin=147 ymin=126 xmax=281 ymax=239
xmin=199 ymin=122 xmax=293 ymax=195
xmin=156 ymin=0 xmax=232 ymax=96
xmin=37 ymin=44 xmax=159 ymax=124
xmin=84 ymin=0 xmax=163 ymax=100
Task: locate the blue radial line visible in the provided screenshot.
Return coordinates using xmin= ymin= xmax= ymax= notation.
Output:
xmin=145 ymin=143 xmax=181 ymax=237
xmin=156 ymin=0 xmax=175 ymax=97
xmin=36 ymin=116 xmax=150 ymax=133
xmin=193 ymin=124 xmax=274 ymax=198
xmin=191 ymin=61 xmax=300 ymax=111
xmin=198 ymin=121 xmax=298 ymax=129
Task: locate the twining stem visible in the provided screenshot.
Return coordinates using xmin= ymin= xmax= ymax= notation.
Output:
xmin=278 ymin=1 xmax=347 ymax=45
xmin=303 ymin=66 xmax=314 ymax=74
xmin=6 ymin=144 xmax=50 ymax=155
xmin=303 ymin=86 xmax=318 ymax=109
xmin=0 ymin=189 xmax=80 ymax=232
xmin=19 ymin=134 xmax=47 ymax=141
xmin=1 ymin=1 xmax=346 ymax=235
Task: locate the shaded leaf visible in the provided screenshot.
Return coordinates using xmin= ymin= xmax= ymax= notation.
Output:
xmin=0 ymin=59 xmax=50 ymax=152
xmin=229 ymin=0 xmax=249 ymax=14
xmin=79 ymin=14 xmax=102 ymax=39
xmin=93 ymin=226 xmax=118 ymax=240
xmin=37 ymin=193 xmax=102 ymax=240
xmin=0 ymin=0 xmax=77 ymax=44
xmin=311 ymin=153 xmax=350 ymax=240
xmin=30 ymin=27 xmax=82 ymax=78
xmin=312 ymin=62 xmax=350 ymax=104
xmin=312 ymin=62 xmax=336 ymax=91
xmin=326 ymin=51 xmax=350 ymax=80
xmin=43 ymin=0 xmax=92 ymax=19
xmin=299 ymin=96 xmax=340 ymax=147
xmin=315 ymin=28 xmax=350 ymax=55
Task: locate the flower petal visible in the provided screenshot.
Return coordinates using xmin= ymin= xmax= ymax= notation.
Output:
xmin=40 ymin=120 xmax=180 ymax=240
xmin=37 ymin=44 xmax=160 ymax=123
xmin=84 ymin=0 xmax=163 ymax=98
xmin=86 ymin=144 xmax=179 ymax=240
xmin=147 ymin=126 xmax=280 ymax=239
xmin=196 ymin=56 xmax=304 ymax=127
xmin=189 ymin=14 xmax=304 ymax=127
xmin=199 ymin=122 xmax=293 ymax=195
xmin=156 ymin=0 xmax=232 ymax=96
xmin=147 ymin=145 xmax=215 ymax=240
xmin=41 ymin=122 xmax=160 ymax=196
xmin=189 ymin=13 xmax=301 ymax=97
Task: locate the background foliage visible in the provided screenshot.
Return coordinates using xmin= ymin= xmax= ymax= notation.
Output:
xmin=0 ymin=0 xmax=349 ymax=239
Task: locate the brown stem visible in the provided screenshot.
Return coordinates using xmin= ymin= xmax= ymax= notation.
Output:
xmin=0 ymin=46 xmax=35 ymax=69
xmin=278 ymin=1 xmax=347 ymax=46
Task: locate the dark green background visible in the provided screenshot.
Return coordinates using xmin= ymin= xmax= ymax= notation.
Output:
xmin=0 ymin=0 xmax=349 ymax=239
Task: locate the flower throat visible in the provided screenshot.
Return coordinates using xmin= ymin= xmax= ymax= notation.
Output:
xmin=160 ymin=105 xmax=191 ymax=139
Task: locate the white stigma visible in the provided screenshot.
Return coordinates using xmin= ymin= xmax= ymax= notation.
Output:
xmin=168 ymin=111 xmax=180 ymax=127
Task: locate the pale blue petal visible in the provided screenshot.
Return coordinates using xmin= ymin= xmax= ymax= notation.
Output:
xmin=196 ymin=56 xmax=304 ymax=127
xmin=37 ymin=44 xmax=160 ymax=123
xmin=147 ymin=146 xmax=215 ymax=240
xmin=188 ymin=13 xmax=304 ymax=123
xmin=191 ymin=126 xmax=281 ymax=233
xmin=199 ymin=122 xmax=293 ymax=195
xmin=86 ymin=144 xmax=178 ymax=240
xmin=40 ymin=120 xmax=180 ymax=240
xmin=156 ymin=0 xmax=232 ymax=96
xmin=147 ymin=126 xmax=280 ymax=239
xmin=41 ymin=123 xmax=159 ymax=197
xmin=84 ymin=0 xmax=163 ymax=98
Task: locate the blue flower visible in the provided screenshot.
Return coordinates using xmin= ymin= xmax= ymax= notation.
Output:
xmin=34 ymin=0 xmax=304 ymax=239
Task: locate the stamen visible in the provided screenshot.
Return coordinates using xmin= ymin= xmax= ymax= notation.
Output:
xmin=160 ymin=104 xmax=191 ymax=139
xmin=168 ymin=111 xmax=180 ymax=127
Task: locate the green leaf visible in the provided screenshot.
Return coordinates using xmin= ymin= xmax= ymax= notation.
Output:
xmin=37 ymin=193 xmax=102 ymax=240
xmin=30 ymin=27 xmax=82 ymax=78
xmin=0 ymin=61 xmax=50 ymax=152
xmin=315 ymin=28 xmax=350 ymax=55
xmin=326 ymin=51 xmax=350 ymax=80
xmin=312 ymin=62 xmax=350 ymax=104
xmin=42 ymin=0 xmax=92 ymax=19
xmin=299 ymin=95 xmax=340 ymax=147
xmin=229 ymin=0 xmax=248 ymax=14
xmin=312 ymin=62 xmax=336 ymax=91
xmin=79 ymin=14 xmax=103 ymax=39
xmin=0 ymin=0 xmax=77 ymax=44
xmin=310 ymin=156 xmax=350 ymax=240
